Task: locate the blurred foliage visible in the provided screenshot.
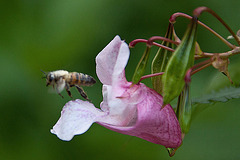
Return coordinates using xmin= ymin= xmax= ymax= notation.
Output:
xmin=1 ymin=0 xmax=240 ymax=159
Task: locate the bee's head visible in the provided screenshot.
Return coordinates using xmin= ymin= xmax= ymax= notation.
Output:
xmin=46 ymin=72 xmax=55 ymax=86
xmin=41 ymin=70 xmax=56 ymax=87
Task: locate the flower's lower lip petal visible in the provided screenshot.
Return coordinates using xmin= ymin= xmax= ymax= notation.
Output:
xmin=51 ymin=99 xmax=105 ymax=141
xmin=98 ymin=85 xmax=182 ymax=148
xmin=98 ymin=105 xmax=181 ymax=148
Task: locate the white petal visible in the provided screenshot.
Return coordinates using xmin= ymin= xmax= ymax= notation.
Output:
xmin=112 ymin=39 xmax=130 ymax=83
xmin=96 ymin=35 xmax=129 ymax=85
xmin=51 ymin=99 xmax=105 ymax=141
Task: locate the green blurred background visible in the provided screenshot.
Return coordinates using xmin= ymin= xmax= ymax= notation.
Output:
xmin=1 ymin=0 xmax=240 ymax=159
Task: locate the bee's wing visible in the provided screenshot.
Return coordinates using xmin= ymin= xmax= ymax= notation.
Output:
xmin=48 ymin=78 xmax=66 ymax=94
xmin=56 ymin=78 xmax=66 ymax=93
xmin=48 ymin=87 xmax=56 ymax=93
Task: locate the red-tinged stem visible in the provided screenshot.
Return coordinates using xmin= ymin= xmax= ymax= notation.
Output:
xmin=170 ymin=12 xmax=234 ymax=49
xmin=219 ymin=46 xmax=240 ymax=57
xmin=201 ymin=52 xmax=216 ymax=57
xmin=137 ymin=72 xmax=164 ymax=84
xmin=129 ymin=39 xmax=147 ymax=48
xmin=148 ymin=36 xmax=179 ymax=46
xmin=192 ymin=59 xmax=211 ymax=70
xmin=129 ymin=39 xmax=175 ymax=52
xmin=194 ymin=54 xmax=211 ymax=59
xmin=195 ymin=46 xmax=240 ymax=58
xmin=129 ymin=39 xmax=148 ymax=48
xmin=193 ymin=6 xmax=240 ymax=46
xmin=191 ymin=62 xmax=212 ymax=75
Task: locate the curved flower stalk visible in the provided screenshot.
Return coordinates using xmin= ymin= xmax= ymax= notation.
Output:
xmin=51 ymin=35 xmax=182 ymax=148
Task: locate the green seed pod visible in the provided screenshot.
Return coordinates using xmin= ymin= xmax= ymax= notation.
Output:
xmin=162 ymin=17 xmax=198 ymax=105
xmin=151 ymin=23 xmax=175 ymax=94
xmin=176 ymin=84 xmax=192 ymax=134
xmin=132 ymin=46 xmax=151 ymax=84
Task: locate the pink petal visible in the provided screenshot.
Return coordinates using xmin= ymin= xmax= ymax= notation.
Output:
xmin=96 ymin=35 xmax=129 ymax=85
xmin=51 ymin=100 xmax=105 ymax=141
xmin=98 ymin=84 xmax=182 ymax=148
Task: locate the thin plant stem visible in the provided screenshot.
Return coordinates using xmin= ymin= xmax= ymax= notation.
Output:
xmin=195 ymin=46 xmax=240 ymax=58
xmin=148 ymin=36 xmax=179 ymax=45
xmin=193 ymin=7 xmax=240 ymax=46
xmin=129 ymin=39 xmax=175 ymax=52
xmin=169 ymin=12 xmax=234 ymax=49
xmin=191 ymin=62 xmax=212 ymax=75
xmin=137 ymin=72 xmax=164 ymax=84
xmin=219 ymin=46 xmax=240 ymax=57
xmin=192 ymin=59 xmax=211 ymax=70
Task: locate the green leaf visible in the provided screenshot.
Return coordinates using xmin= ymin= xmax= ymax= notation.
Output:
xmin=192 ymin=86 xmax=240 ymax=114
xmin=192 ymin=86 xmax=240 ymax=105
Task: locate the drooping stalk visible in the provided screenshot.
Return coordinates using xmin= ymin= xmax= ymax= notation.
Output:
xmin=193 ymin=6 xmax=240 ymax=46
xmin=170 ymin=12 xmax=235 ymax=49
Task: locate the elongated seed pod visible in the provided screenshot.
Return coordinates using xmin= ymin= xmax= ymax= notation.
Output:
xmin=151 ymin=23 xmax=176 ymax=94
xmin=162 ymin=17 xmax=198 ymax=105
xmin=176 ymin=83 xmax=192 ymax=134
xmin=132 ymin=47 xmax=151 ymax=84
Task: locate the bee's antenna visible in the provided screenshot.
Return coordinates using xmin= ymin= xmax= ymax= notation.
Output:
xmin=40 ymin=69 xmax=47 ymax=75
xmin=41 ymin=69 xmax=47 ymax=79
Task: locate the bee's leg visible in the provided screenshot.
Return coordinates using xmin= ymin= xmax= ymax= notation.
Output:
xmin=58 ymin=93 xmax=64 ymax=98
xmin=65 ymin=83 xmax=73 ymax=98
xmin=56 ymin=88 xmax=64 ymax=98
xmin=75 ymin=85 xmax=90 ymax=101
xmin=54 ymin=84 xmax=64 ymax=98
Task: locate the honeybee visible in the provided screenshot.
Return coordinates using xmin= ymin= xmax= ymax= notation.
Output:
xmin=42 ymin=70 xmax=96 ymax=101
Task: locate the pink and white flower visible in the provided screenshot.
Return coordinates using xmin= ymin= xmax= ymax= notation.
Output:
xmin=51 ymin=35 xmax=182 ymax=148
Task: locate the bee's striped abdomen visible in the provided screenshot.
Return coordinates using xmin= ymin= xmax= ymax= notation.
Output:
xmin=69 ymin=72 xmax=96 ymax=86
